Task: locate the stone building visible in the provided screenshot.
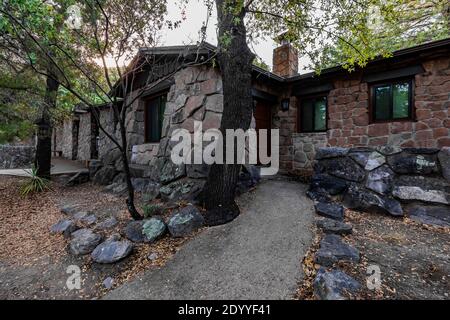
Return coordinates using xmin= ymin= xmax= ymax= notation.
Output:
xmin=53 ymin=38 xmax=450 ymax=195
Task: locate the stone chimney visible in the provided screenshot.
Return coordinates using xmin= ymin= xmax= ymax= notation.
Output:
xmin=272 ymin=33 xmax=298 ymax=77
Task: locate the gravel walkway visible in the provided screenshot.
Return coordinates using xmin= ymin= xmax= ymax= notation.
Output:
xmin=105 ymin=178 xmax=315 ymax=300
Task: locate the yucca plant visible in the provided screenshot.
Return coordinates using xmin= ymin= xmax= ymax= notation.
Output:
xmin=20 ymin=167 xmax=51 ymax=197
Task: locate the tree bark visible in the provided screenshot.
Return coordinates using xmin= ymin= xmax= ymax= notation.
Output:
xmin=202 ymin=0 xmax=255 ymax=226
xmin=35 ymin=75 xmax=59 ymax=178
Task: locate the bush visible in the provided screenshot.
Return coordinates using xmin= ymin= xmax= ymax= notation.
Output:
xmin=20 ymin=167 xmax=51 ymax=196
xmin=142 ymin=203 xmax=163 ymax=218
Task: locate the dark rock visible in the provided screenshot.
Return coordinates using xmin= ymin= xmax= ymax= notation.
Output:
xmin=80 ymin=214 xmax=97 ymax=225
xmin=365 ymin=165 xmax=394 ymax=195
xmin=131 ymin=178 xmax=154 ymax=192
xmin=388 ymin=152 xmax=439 ymax=175
xmin=317 ymin=218 xmax=352 ymax=235
xmin=408 ymin=205 xmax=450 ymax=227
xmin=60 ymin=205 xmax=78 ymax=215
xmin=73 ymin=211 xmax=89 ymax=221
xmin=142 ymin=183 xmax=161 ymax=202
xmin=88 ymin=160 xmax=103 ymax=179
xmin=313 ymin=267 xmax=361 ymax=300
xmin=315 ymin=234 xmax=360 ymax=266
xmin=124 ymin=220 xmax=145 ymax=243
xmin=50 ymin=219 xmax=78 ymax=238
xmin=168 ymin=205 xmax=204 ymax=237
xmin=142 ymin=217 xmax=167 ymax=243
xmin=91 ymin=240 xmax=133 ymax=263
xmin=236 ymin=165 xmax=261 ymax=195
xmin=438 ymin=147 xmax=450 ymax=182
xmin=315 ymin=147 xmax=349 ymax=160
xmin=186 ymin=163 xmax=210 ymax=179
xmin=306 ymin=189 xmax=332 ymax=202
xmin=349 ymin=147 xmax=374 ymax=153
xmin=403 ymin=148 xmax=440 ymax=154
xmin=348 ymin=151 xmax=370 ymax=167
xmin=93 ymin=165 xmax=117 ymax=185
xmin=65 ymin=171 xmax=89 ymax=186
xmin=96 ymin=217 xmax=118 ymax=230
xmin=315 ymin=157 xmax=366 ymax=182
xmin=160 ymin=161 xmax=186 ymax=184
xmin=160 ymin=178 xmax=205 ymax=203
xmin=113 ymin=172 xmax=126 ymax=184
xmin=101 ymin=148 xmax=121 ymax=165
xmin=343 ymin=185 xmax=403 ymax=216
xmin=310 ymin=174 xmax=348 ymax=195
xmin=69 ymin=229 xmax=102 ymax=255
xmin=315 ymin=202 xmax=344 ymax=221
xmin=394 ymin=175 xmax=450 ymax=192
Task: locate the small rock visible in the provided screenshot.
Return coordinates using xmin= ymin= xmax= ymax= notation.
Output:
xmin=50 ymin=219 xmax=78 ymax=238
xmin=95 ymin=217 xmax=118 ymax=230
xmin=103 ymin=277 xmax=114 ymax=289
xmin=310 ymin=174 xmax=348 ymax=195
xmin=60 ymin=205 xmax=78 ymax=215
xmin=376 ymin=145 xmax=402 ymax=155
xmin=91 ymin=240 xmax=133 ymax=264
xmin=313 ymin=267 xmax=361 ymax=300
xmin=73 ymin=211 xmax=89 ymax=221
xmin=148 ymin=252 xmax=159 ymax=261
xmin=315 ymin=202 xmax=344 ymax=221
xmin=315 ymin=234 xmax=360 ymax=267
xmin=142 ymin=217 xmax=167 ymax=243
xmin=80 ymin=214 xmax=97 ymax=226
xmin=365 ymin=165 xmax=394 ymax=195
xmin=315 ymin=147 xmax=349 ymax=159
xmin=124 ymin=220 xmax=145 ymax=243
xmin=69 ymin=229 xmax=102 ymax=255
xmin=317 ymin=218 xmax=352 ymax=235
xmin=393 ymin=186 xmax=449 ymax=205
xmin=168 ymin=205 xmax=204 ymax=237
xmin=306 ymin=188 xmax=332 ymax=203
xmin=107 ymin=233 xmax=121 ymax=242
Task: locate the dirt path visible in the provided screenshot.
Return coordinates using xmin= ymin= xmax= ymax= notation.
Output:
xmin=105 ymin=178 xmax=315 ymax=300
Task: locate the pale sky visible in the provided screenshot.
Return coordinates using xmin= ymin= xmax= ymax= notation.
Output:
xmin=161 ymin=0 xmax=312 ymax=73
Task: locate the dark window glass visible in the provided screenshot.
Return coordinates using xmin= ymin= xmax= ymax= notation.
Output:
xmin=300 ymin=96 xmax=327 ymax=132
xmin=145 ymin=95 xmax=166 ymax=142
xmin=373 ymin=80 xmax=411 ymax=121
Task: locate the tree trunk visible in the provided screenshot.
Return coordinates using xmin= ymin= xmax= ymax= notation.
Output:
xmin=35 ymin=75 xmax=59 ymax=178
xmin=202 ymin=0 xmax=255 ymax=226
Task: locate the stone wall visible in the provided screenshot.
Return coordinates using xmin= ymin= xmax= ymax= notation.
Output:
xmin=292 ymin=132 xmax=327 ymax=170
xmin=131 ymin=143 xmax=158 ymax=165
xmin=77 ymin=113 xmax=91 ymax=161
xmin=309 ymin=146 xmax=450 ymax=226
xmin=61 ymin=118 xmax=76 ymax=160
xmin=0 ymin=145 xmax=35 ymax=169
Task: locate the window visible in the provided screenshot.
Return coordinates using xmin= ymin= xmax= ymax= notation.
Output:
xmin=299 ymin=96 xmax=327 ymax=132
xmin=145 ymin=94 xmax=166 ymax=142
xmin=371 ymin=80 xmax=412 ymax=122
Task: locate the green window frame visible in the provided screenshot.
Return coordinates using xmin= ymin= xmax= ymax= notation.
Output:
xmin=144 ymin=94 xmax=166 ymax=143
xmin=371 ymin=79 xmax=413 ymax=122
xmin=298 ymin=95 xmax=327 ymax=133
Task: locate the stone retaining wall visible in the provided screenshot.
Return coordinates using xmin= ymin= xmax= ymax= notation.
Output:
xmin=309 ymin=146 xmax=450 ymax=226
xmin=0 ymin=145 xmax=35 ymax=169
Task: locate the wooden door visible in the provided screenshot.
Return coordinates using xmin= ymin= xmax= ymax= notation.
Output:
xmin=254 ymin=100 xmax=272 ymax=163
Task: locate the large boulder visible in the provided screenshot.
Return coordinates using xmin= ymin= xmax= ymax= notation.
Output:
xmin=314 ymin=157 xmax=366 ymax=182
xmin=160 ymin=161 xmax=186 ymax=184
xmin=365 ymin=165 xmax=394 ymax=195
xmin=387 ymin=152 xmax=439 ymax=175
xmin=310 ymin=174 xmax=348 ymax=195
xmin=92 ymin=166 xmax=117 ymax=185
xmin=168 ymin=205 xmax=204 ymax=237
xmin=364 ymin=151 xmax=386 ymax=171
xmin=69 ymin=229 xmax=102 ymax=255
xmin=91 ymin=239 xmax=133 ymax=264
xmin=50 ymin=219 xmax=78 ymax=238
xmin=65 ymin=171 xmax=89 ymax=186
xmin=408 ymin=205 xmax=450 ymax=227
xmin=142 ymin=217 xmax=167 ymax=243
xmin=315 ymin=202 xmax=344 ymax=221
xmin=315 ymin=234 xmax=360 ymax=267
xmin=315 ymin=147 xmax=349 ymax=159
xmin=313 ymin=267 xmax=361 ymax=300
xmin=88 ymin=160 xmax=103 ymax=179
xmin=317 ymin=218 xmax=352 ymax=235
xmin=343 ymin=185 xmax=403 ymax=216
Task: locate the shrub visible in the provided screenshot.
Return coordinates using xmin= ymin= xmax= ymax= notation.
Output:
xmin=20 ymin=167 xmax=51 ymax=196
xmin=142 ymin=203 xmax=163 ymax=218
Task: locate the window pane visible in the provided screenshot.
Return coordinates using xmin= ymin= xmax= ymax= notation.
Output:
xmin=374 ymin=85 xmax=390 ymax=120
xmin=301 ymin=100 xmax=314 ymax=132
xmin=314 ymin=97 xmax=327 ymax=131
xmin=393 ymin=82 xmax=410 ymax=119
xmin=146 ymin=98 xmax=160 ymax=142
